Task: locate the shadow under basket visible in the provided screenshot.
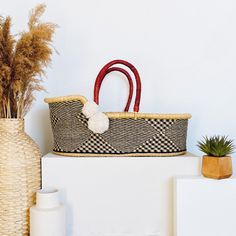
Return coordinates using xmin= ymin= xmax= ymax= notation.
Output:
xmin=45 ymin=59 xmax=191 ymax=157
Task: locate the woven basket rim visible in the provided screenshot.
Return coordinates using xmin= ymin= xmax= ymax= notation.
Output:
xmin=44 ymin=95 xmax=88 ymax=104
xmin=44 ymin=95 xmax=191 ymax=119
xmin=52 ymin=150 xmax=187 ymax=157
xmin=105 ymin=112 xmax=191 ymax=119
xmin=0 ymin=118 xmax=24 ymax=121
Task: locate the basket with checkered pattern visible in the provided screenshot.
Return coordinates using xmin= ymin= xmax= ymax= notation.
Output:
xmin=45 ymin=59 xmax=191 ymax=157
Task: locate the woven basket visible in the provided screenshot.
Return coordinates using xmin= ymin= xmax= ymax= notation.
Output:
xmin=0 ymin=119 xmax=41 ymax=235
xmin=45 ymin=60 xmax=191 ymax=157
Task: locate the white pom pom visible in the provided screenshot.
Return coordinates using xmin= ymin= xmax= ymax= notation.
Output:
xmin=88 ymin=112 xmax=109 ymax=134
xmin=82 ymin=101 xmax=100 ymax=118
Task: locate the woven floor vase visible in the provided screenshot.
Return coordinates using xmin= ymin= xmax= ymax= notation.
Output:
xmin=0 ymin=119 xmax=41 ymax=235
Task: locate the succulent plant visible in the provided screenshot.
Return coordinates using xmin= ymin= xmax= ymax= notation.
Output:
xmin=197 ymin=136 xmax=234 ymax=157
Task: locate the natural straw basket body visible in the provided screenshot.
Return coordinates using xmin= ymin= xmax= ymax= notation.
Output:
xmin=0 ymin=119 xmax=41 ymax=235
xmin=45 ymin=60 xmax=191 ymax=157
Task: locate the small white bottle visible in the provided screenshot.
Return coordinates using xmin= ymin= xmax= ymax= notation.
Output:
xmin=30 ymin=188 xmax=66 ymax=236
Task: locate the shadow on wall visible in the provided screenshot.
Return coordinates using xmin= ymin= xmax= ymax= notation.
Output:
xmin=27 ymin=106 xmax=53 ymax=155
xmin=41 ymin=108 xmax=53 ymax=155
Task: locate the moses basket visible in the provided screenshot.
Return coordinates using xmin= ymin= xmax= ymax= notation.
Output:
xmin=45 ymin=60 xmax=191 ymax=157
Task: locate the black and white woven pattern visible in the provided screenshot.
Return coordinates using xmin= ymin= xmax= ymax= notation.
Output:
xmin=134 ymin=133 xmax=179 ymax=153
xmin=48 ymin=100 xmax=189 ymax=156
xmin=145 ymin=119 xmax=175 ymax=132
xmin=74 ymin=134 xmax=120 ymax=154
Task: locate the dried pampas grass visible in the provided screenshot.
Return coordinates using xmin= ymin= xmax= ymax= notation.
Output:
xmin=0 ymin=4 xmax=57 ymax=118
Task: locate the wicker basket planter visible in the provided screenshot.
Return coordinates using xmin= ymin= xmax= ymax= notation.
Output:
xmin=45 ymin=60 xmax=191 ymax=157
xmin=0 ymin=119 xmax=41 ymax=235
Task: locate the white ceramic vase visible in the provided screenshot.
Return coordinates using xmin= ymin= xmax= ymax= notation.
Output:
xmin=30 ymin=188 xmax=66 ymax=236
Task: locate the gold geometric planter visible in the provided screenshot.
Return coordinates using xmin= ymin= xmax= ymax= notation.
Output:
xmin=202 ymin=155 xmax=232 ymax=179
xmin=0 ymin=119 xmax=41 ymax=235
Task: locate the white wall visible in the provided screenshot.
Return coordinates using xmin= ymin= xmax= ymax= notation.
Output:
xmin=2 ymin=0 xmax=236 ymax=160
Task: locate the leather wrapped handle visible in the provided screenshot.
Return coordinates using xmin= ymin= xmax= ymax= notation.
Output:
xmin=95 ymin=67 xmax=134 ymax=112
xmin=94 ymin=59 xmax=141 ymax=112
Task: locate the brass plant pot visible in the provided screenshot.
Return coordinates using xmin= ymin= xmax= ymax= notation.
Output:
xmin=0 ymin=119 xmax=41 ymax=235
xmin=202 ymin=155 xmax=232 ymax=179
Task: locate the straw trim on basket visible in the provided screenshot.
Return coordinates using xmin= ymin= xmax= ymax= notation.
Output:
xmin=53 ymin=150 xmax=187 ymax=157
xmin=44 ymin=96 xmax=191 ymax=120
xmin=44 ymin=95 xmax=87 ymax=104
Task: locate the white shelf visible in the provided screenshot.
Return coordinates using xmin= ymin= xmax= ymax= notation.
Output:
xmin=42 ymin=152 xmax=200 ymax=236
xmin=174 ymin=176 xmax=236 ymax=236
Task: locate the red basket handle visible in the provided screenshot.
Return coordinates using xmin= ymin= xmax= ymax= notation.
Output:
xmin=95 ymin=67 xmax=134 ymax=112
xmin=94 ymin=60 xmax=141 ymax=112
